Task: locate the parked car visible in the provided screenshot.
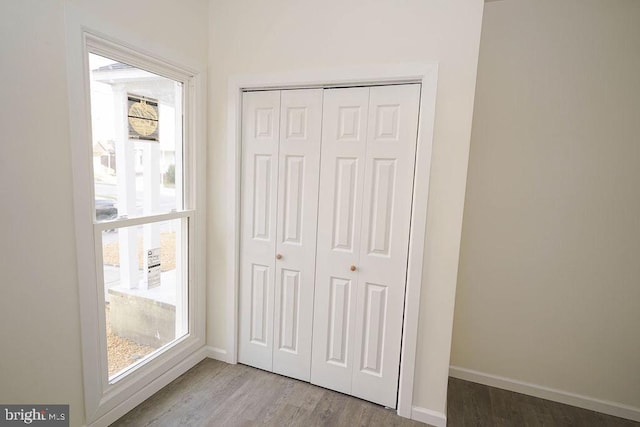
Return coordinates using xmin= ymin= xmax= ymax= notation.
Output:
xmin=95 ymin=198 xmax=118 ymax=221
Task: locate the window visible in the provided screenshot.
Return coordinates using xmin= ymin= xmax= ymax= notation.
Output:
xmin=70 ymin=33 xmax=205 ymax=425
xmin=88 ymin=52 xmax=189 ymax=381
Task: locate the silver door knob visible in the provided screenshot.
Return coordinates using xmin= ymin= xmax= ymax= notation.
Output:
xmin=276 ymin=254 xmax=283 ymax=260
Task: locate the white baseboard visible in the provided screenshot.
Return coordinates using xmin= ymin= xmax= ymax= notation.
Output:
xmin=203 ymin=346 xmax=231 ymax=363
xmin=411 ymin=406 xmax=446 ymax=427
xmin=449 ymin=366 xmax=640 ymax=423
xmin=89 ymin=347 xmax=209 ymax=427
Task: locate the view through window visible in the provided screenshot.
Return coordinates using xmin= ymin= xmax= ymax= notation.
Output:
xmin=88 ymin=53 xmax=189 ymax=380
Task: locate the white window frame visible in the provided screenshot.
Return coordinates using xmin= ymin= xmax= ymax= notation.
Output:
xmin=68 ymin=31 xmax=206 ymax=427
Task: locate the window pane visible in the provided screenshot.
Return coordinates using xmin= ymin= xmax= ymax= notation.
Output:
xmin=102 ymin=218 xmax=188 ymax=380
xmin=89 ymin=53 xmax=183 ymax=220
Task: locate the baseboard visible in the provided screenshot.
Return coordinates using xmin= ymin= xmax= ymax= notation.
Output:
xmin=411 ymin=406 xmax=446 ymax=427
xmin=203 ymin=346 xmax=231 ymax=363
xmin=449 ymin=366 xmax=640 ymax=423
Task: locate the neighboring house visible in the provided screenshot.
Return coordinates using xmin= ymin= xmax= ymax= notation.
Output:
xmin=92 ymin=140 xmax=116 ymax=176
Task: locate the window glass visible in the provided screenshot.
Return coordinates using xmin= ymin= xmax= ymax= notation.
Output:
xmin=101 ymin=219 xmax=188 ymax=379
xmin=89 ymin=53 xmax=183 ymax=220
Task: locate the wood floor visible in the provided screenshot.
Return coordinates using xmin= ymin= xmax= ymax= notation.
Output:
xmin=112 ymin=359 xmax=638 ymax=426
xmin=446 ymin=377 xmax=638 ymax=427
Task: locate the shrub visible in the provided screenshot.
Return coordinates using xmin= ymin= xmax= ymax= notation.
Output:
xmin=164 ymin=164 xmax=175 ymax=185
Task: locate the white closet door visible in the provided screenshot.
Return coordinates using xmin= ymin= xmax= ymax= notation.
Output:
xmin=351 ymin=84 xmax=420 ymax=407
xmin=272 ymin=89 xmax=323 ymax=381
xmin=239 ymin=91 xmax=281 ymax=371
xmin=241 ymin=84 xmax=421 ymax=409
xmin=311 ymin=84 xmax=420 ymax=408
xmin=311 ymin=87 xmax=370 ymax=394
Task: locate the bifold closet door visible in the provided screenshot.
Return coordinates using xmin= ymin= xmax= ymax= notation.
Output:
xmin=239 ymin=90 xmax=280 ymax=372
xmin=310 ymin=87 xmax=369 ymax=395
xmin=239 ymin=89 xmax=323 ymax=382
xmin=272 ymin=89 xmax=322 ymax=381
xmin=311 ymin=84 xmax=421 ymax=408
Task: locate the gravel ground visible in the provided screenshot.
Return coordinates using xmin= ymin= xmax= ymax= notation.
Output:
xmin=106 ymin=304 xmax=159 ymax=378
xmin=103 ymin=232 xmax=176 ymax=271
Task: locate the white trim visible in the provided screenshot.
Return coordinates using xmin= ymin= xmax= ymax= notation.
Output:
xmin=449 ymin=366 xmax=640 ymax=423
xmin=94 ymin=210 xmax=193 ymax=231
xmin=225 ymin=78 xmax=243 ymax=365
xmin=397 ymin=66 xmax=439 ymax=419
xmin=411 ymin=406 xmax=447 ymax=427
xmin=203 ymin=346 xmax=231 ymax=363
xmin=84 ymin=32 xmax=199 ymax=81
xmin=225 ymin=63 xmax=439 ymax=416
xmin=88 ymin=347 xmax=209 ymax=427
xmin=67 ymin=30 xmax=207 ymax=425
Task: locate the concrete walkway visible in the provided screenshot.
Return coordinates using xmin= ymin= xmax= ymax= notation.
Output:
xmin=103 ymin=265 xmax=177 ymax=305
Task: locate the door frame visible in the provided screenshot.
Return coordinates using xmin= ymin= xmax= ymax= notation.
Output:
xmin=225 ymin=63 xmax=438 ymax=418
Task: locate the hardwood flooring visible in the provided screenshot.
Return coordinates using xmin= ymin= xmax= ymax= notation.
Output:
xmin=112 ymin=359 xmax=639 ymax=426
xmin=446 ymin=377 xmax=638 ymax=427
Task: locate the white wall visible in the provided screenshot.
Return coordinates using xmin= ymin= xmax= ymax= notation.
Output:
xmin=0 ymin=2 xmax=83 ymax=426
xmin=207 ymin=0 xmax=484 ymax=415
xmin=453 ymin=0 xmax=640 ymax=416
xmin=0 ymin=1 xmax=207 ymax=425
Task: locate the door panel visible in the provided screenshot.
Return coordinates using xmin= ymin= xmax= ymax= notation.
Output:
xmin=272 ymin=89 xmax=323 ymax=381
xmin=367 ymin=158 xmax=397 ymax=256
xmin=311 ymin=87 xmax=370 ymax=394
xmin=326 ymin=277 xmax=352 ymax=366
xmin=249 ymin=264 xmax=270 ymax=345
xmin=239 ymin=91 xmax=281 ymax=371
xmin=281 ymin=155 xmax=304 ymax=244
xmin=278 ymin=268 xmax=300 ymax=352
xmin=252 ymin=155 xmax=274 ymax=240
xmin=332 ymin=157 xmax=359 ymax=252
xmin=360 ymin=282 xmax=388 ymax=375
xmin=351 ymin=84 xmax=421 ymax=408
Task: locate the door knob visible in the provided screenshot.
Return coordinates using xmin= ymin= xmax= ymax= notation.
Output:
xmin=276 ymin=254 xmax=283 ymax=260
xmin=350 ymin=265 xmax=357 ymax=271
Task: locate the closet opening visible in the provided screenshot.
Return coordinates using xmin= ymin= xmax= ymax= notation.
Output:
xmin=226 ymin=66 xmax=437 ymax=418
xmin=236 ymin=80 xmax=425 ymax=411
